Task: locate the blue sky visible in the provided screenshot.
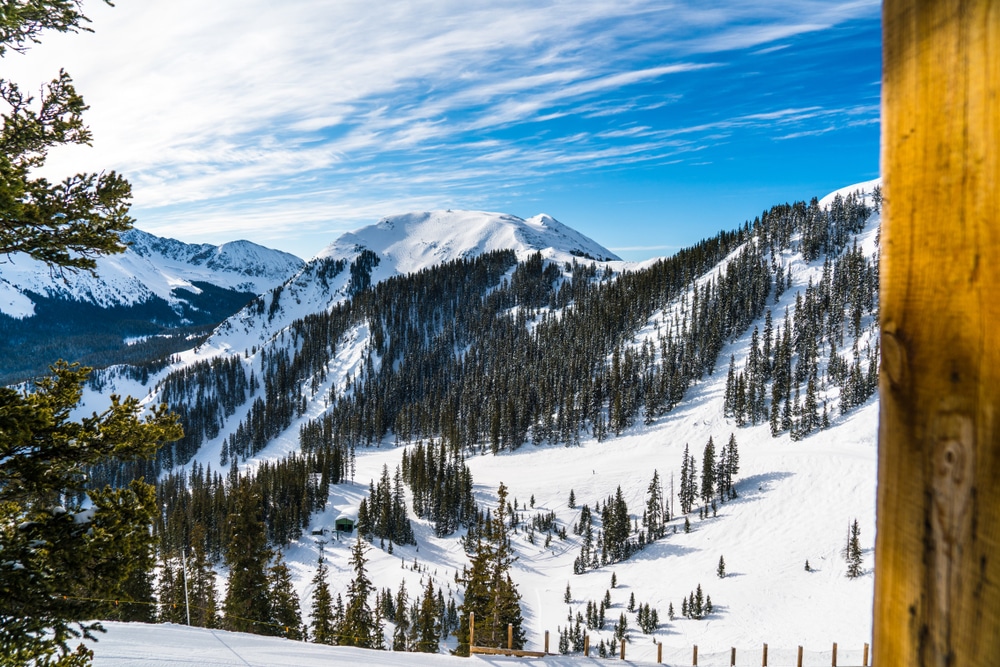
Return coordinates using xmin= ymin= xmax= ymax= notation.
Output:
xmin=5 ymin=0 xmax=881 ymax=261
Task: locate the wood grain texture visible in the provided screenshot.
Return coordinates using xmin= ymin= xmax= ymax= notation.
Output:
xmin=876 ymin=1 xmax=1000 ymax=666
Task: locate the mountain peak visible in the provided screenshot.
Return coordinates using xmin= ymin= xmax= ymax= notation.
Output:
xmin=317 ymin=209 xmax=618 ymax=276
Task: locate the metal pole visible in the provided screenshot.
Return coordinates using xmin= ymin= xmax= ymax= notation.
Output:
xmin=181 ymin=548 xmax=191 ymax=626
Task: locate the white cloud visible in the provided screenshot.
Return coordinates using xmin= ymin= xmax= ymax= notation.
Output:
xmin=1 ymin=0 xmax=880 ymax=257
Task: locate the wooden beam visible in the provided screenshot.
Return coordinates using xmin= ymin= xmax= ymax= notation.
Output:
xmin=877 ymin=1 xmax=1000 ymax=666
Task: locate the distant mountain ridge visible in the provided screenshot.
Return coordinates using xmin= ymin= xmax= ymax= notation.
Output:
xmin=0 ymin=228 xmax=305 ymax=320
xmin=0 ymin=229 xmax=304 ymax=383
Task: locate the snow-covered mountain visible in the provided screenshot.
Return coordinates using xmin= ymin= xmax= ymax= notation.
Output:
xmin=74 ymin=184 xmax=882 ymax=666
xmin=0 ymin=229 xmax=304 ymax=384
xmin=209 ymin=209 xmax=618 ymax=352
xmin=0 ymin=228 xmax=304 ymax=320
xmin=319 ymin=210 xmax=619 ymax=270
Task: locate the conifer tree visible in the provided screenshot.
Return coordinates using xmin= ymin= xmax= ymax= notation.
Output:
xmin=717 ymin=555 xmax=726 ymax=579
xmin=310 ymin=549 xmax=336 ymax=645
xmin=415 ymin=578 xmax=440 ymax=653
xmin=701 ymin=437 xmax=716 ymax=504
xmin=846 ymin=519 xmax=863 ymax=579
xmin=645 ymin=469 xmax=667 ymax=541
xmin=268 ymin=551 xmax=303 ymax=640
xmin=392 ymin=580 xmax=410 ymax=651
xmin=1 ymin=362 xmax=180 ymax=665
xmin=223 ymin=481 xmax=273 ymax=634
xmin=455 ymin=483 xmax=525 ymax=656
xmin=188 ymin=542 xmax=219 ymax=629
xmin=341 ymin=538 xmax=377 ymax=648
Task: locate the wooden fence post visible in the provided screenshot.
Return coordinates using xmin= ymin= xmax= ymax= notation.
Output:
xmin=877 ymin=2 xmax=1000 ymax=667
xmin=831 ymin=642 xmax=837 ymax=666
xmin=544 ymin=630 xmax=549 ymax=655
xmin=469 ymin=612 xmax=475 ymax=653
xmin=584 ymin=634 xmax=590 ymax=657
xmin=863 ymin=642 xmax=869 ymax=666
xmin=507 ymin=623 xmax=512 ymax=650
xmin=692 ymin=644 xmax=698 ymax=666
xmin=797 ymin=645 xmax=803 ymax=667
xmin=762 ymin=642 xmax=768 ymax=666
xmin=620 ymin=638 xmax=626 ymax=660
xmin=731 ymin=647 xmax=736 ymax=666
xmin=658 ymin=641 xmax=663 ymax=664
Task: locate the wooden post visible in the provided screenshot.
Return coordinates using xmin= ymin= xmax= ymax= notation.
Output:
xmin=831 ymin=642 xmax=837 ymax=667
xmin=797 ymin=646 xmax=803 ymax=667
xmin=469 ymin=612 xmax=475 ymax=652
xmin=877 ymin=2 xmax=1000 ymax=667
xmin=584 ymin=634 xmax=590 ymax=657
xmin=692 ymin=644 xmax=698 ymax=666
xmin=507 ymin=623 xmax=512 ymax=650
xmin=620 ymin=638 xmax=626 ymax=660
xmin=762 ymin=642 xmax=768 ymax=666
xmin=731 ymin=647 xmax=736 ymax=666
xmin=863 ymin=642 xmax=869 ymax=667
xmin=658 ymin=641 xmax=663 ymax=664
xmin=544 ymin=630 xmax=549 ymax=654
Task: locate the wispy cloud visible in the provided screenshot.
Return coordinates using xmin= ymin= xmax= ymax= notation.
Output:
xmin=0 ymin=0 xmax=881 ymax=258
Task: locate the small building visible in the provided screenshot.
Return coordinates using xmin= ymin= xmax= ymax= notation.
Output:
xmin=335 ymin=507 xmax=358 ymax=534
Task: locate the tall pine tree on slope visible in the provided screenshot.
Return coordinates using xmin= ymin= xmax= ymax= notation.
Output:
xmin=341 ymin=537 xmax=377 ymax=648
xmin=268 ymin=551 xmax=304 ymax=640
xmin=222 ymin=481 xmax=273 ymax=634
xmin=310 ymin=548 xmax=336 ymax=645
xmin=455 ymin=482 xmax=526 ymax=655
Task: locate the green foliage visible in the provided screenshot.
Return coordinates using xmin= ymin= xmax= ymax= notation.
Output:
xmin=455 ymin=482 xmax=525 ymax=656
xmin=222 ymin=482 xmax=273 ymax=634
xmin=268 ymin=551 xmax=303 ymax=640
xmin=846 ymin=519 xmax=863 ymax=579
xmin=309 ymin=549 xmax=336 ymax=645
xmin=0 ymin=363 xmax=181 ymax=665
xmin=341 ymin=537 xmax=378 ymax=648
xmin=414 ymin=578 xmax=440 ymax=653
xmin=1 ymin=36 xmax=133 ymax=272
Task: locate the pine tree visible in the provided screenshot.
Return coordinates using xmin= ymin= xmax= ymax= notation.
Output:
xmin=310 ymin=549 xmax=336 ymax=645
xmin=455 ymin=482 xmax=525 ymax=656
xmin=717 ymin=555 xmax=726 ymax=579
xmin=341 ymin=538 xmax=377 ymax=648
xmin=1 ymin=363 xmax=180 ymax=665
xmin=222 ymin=481 xmax=273 ymax=634
xmin=701 ymin=437 xmax=716 ymax=504
xmin=392 ymin=580 xmax=409 ymax=651
xmin=645 ymin=469 xmax=667 ymax=541
xmin=415 ymin=578 xmax=440 ymax=653
xmin=187 ymin=524 xmax=219 ymax=629
xmin=269 ymin=551 xmax=303 ymax=640
xmin=847 ymin=519 xmax=863 ymax=578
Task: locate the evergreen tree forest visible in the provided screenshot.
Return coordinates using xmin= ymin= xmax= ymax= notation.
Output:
xmin=58 ymin=188 xmax=880 ymax=648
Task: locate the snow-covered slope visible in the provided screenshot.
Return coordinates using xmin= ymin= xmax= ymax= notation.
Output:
xmin=0 ymin=228 xmax=304 ymax=319
xmin=79 ymin=183 xmax=881 ymax=667
xmin=207 ymin=210 xmax=618 ymax=353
